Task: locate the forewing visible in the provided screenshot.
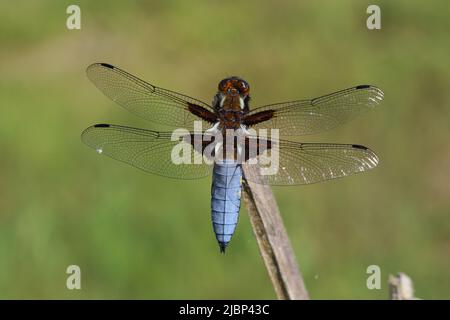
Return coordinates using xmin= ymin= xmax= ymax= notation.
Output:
xmin=244 ymin=85 xmax=383 ymax=136
xmin=81 ymin=124 xmax=212 ymax=179
xmin=86 ymin=63 xmax=217 ymax=130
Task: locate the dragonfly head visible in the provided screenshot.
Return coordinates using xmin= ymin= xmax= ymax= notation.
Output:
xmin=215 ymin=76 xmax=250 ymax=111
xmin=218 ymin=76 xmax=250 ymax=97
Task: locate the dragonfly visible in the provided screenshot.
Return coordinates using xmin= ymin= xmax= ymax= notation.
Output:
xmin=81 ymin=63 xmax=383 ymax=253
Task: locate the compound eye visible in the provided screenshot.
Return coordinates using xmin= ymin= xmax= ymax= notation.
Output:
xmin=218 ymin=79 xmax=229 ymax=91
xmin=238 ymin=80 xmax=249 ymax=94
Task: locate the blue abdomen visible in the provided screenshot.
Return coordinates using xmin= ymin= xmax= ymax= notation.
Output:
xmin=211 ymin=160 xmax=242 ymax=253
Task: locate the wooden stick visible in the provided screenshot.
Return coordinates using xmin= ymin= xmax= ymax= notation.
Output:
xmin=389 ymin=273 xmax=419 ymax=300
xmin=241 ymin=164 xmax=309 ymax=300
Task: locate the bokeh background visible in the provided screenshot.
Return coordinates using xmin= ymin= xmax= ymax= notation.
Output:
xmin=0 ymin=0 xmax=449 ymax=299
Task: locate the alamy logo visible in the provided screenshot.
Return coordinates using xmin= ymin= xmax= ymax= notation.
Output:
xmin=66 ymin=5 xmax=81 ymax=30
xmin=170 ymin=121 xmax=280 ymax=176
xmin=366 ymin=265 xmax=381 ymax=290
xmin=66 ymin=265 xmax=81 ymax=290
xmin=366 ymin=5 xmax=381 ymax=30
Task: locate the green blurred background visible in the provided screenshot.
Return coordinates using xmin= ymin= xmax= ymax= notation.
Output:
xmin=0 ymin=0 xmax=449 ymax=299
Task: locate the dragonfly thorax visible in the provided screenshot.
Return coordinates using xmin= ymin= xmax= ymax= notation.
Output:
xmin=218 ymin=109 xmax=245 ymax=130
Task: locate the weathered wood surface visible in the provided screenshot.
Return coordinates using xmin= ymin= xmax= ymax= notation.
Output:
xmin=242 ymin=164 xmax=309 ymax=300
xmin=389 ymin=273 xmax=419 ymax=300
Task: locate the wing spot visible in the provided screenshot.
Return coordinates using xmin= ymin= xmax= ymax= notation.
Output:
xmin=100 ymin=63 xmax=114 ymax=69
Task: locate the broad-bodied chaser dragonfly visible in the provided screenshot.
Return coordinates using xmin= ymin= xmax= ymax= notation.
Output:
xmin=82 ymin=63 xmax=383 ymax=253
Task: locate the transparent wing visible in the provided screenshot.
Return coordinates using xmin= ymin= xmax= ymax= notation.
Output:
xmin=81 ymin=124 xmax=212 ymax=179
xmin=86 ymin=63 xmax=217 ymax=130
xmin=244 ymin=85 xmax=383 ymax=136
xmin=244 ymin=138 xmax=379 ymax=185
